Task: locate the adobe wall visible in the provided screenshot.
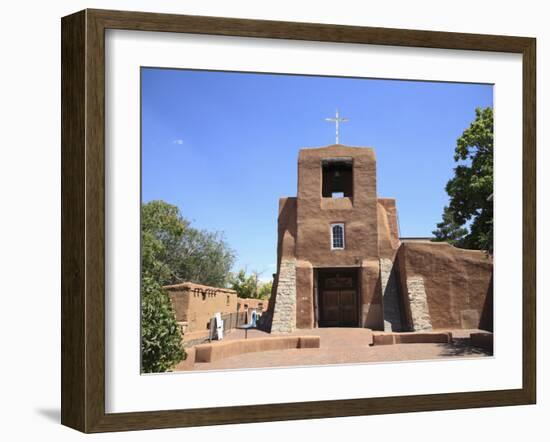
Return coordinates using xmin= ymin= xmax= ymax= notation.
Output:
xmin=276 ymin=197 xmax=297 ymax=263
xmin=295 ymin=145 xmax=379 ymax=266
xmin=377 ymin=198 xmax=400 ymax=258
xmin=295 ymin=261 xmax=314 ymax=328
xmin=237 ymin=298 xmax=269 ymax=313
xmin=164 ymin=282 xmax=238 ymax=333
xmin=376 ymin=198 xmax=404 ymax=331
xmin=269 ymin=146 xmax=389 ymax=332
xmin=396 ymin=242 xmax=493 ymax=331
xmin=361 ymin=259 xmax=384 ymax=329
xmin=380 ymin=257 xmax=405 ymax=331
xmin=266 ymin=197 xmax=298 ymax=333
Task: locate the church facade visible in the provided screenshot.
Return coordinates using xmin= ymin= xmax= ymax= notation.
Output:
xmin=266 ymin=144 xmax=493 ymax=334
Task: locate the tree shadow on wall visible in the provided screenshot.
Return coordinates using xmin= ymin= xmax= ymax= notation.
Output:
xmin=437 ymin=338 xmax=493 ymax=357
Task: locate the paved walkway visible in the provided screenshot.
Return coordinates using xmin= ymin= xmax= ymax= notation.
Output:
xmin=174 ymin=328 xmax=491 ymax=372
xmin=224 ymin=327 xmax=374 ymax=346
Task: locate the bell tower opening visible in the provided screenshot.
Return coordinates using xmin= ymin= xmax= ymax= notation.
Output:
xmin=321 ymin=158 xmax=353 ymax=198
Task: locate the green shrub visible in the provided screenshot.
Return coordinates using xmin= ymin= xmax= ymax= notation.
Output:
xmin=141 ymin=276 xmax=185 ymax=373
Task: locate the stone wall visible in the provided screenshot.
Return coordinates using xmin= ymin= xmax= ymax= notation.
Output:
xmin=263 ymin=195 xmax=298 ymax=332
xmin=405 ymin=275 xmax=433 ymax=331
xmin=270 ymin=259 xmax=297 ymax=333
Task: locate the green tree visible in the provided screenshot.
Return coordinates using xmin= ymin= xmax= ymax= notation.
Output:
xmin=141 ymin=276 xmax=185 ymax=373
xmin=142 ymin=200 xmax=236 ymax=286
xmin=432 ymin=206 xmax=468 ymax=246
xmin=229 ymin=270 xmax=273 ymax=299
xmin=140 ymin=200 xmax=236 ymax=372
xmin=142 ymin=200 xmax=187 ymax=285
xmin=433 ymin=107 xmax=493 ymax=252
xmin=257 ymin=280 xmax=273 ymax=300
xmin=175 ymin=229 xmax=235 ymax=287
xmin=228 ymin=269 xmax=258 ymax=299
xmin=141 ymin=201 xmax=186 ymax=373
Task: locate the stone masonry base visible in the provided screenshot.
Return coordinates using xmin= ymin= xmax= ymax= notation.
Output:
xmin=270 ymin=259 xmax=297 ymax=333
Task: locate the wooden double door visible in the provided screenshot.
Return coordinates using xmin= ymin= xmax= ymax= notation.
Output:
xmin=318 ymin=269 xmax=359 ymax=327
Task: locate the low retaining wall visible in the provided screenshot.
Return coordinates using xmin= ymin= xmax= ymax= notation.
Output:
xmin=372 ymin=331 xmax=452 ymax=346
xmin=180 ymin=330 xmax=210 ymax=347
xmin=470 ymin=332 xmax=494 ymax=352
xmin=195 ymin=336 xmax=320 ymax=363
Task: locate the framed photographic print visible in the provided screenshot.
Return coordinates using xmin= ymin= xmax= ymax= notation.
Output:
xmin=61 ymin=9 xmax=536 ymax=433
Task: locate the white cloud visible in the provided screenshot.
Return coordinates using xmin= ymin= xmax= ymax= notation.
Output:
xmin=172 ymin=139 xmax=184 ymax=145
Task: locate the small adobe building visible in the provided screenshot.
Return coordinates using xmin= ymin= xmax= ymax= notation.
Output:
xmin=265 ymin=144 xmax=493 ymax=334
xmin=164 ymin=282 xmax=270 ymax=343
xmin=164 ymin=282 xmax=239 ymax=337
xmin=237 ymin=298 xmax=269 ymax=314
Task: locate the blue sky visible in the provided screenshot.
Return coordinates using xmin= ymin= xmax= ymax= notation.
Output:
xmin=141 ymin=68 xmax=493 ymax=277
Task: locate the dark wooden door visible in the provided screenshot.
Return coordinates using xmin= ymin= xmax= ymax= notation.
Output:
xmin=321 ymin=290 xmax=340 ymax=325
xmin=319 ymin=270 xmax=358 ymax=327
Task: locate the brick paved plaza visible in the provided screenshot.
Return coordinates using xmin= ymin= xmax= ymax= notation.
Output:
xmin=174 ymin=328 xmax=491 ymax=372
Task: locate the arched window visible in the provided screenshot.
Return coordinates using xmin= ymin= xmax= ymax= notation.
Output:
xmin=331 ymin=223 xmax=345 ymax=250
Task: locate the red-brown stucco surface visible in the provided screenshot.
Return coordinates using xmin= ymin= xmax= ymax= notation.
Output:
xmin=266 ymin=144 xmax=493 ymax=334
xmin=396 ymin=242 xmax=493 ymax=331
xmin=164 ymin=282 xmax=238 ymax=334
xmin=269 ymin=145 xmax=394 ymax=330
xmin=377 ymin=198 xmax=400 ymax=258
xmin=295 ymin=146 xmax=379 ymax=266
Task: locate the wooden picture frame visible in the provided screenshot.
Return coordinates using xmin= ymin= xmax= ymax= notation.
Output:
xmin=61 ymin=8 xmax=536 ymax=433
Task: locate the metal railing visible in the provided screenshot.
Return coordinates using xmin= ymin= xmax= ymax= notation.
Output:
xmin=208 ymin=311 xmax=248 ymax=341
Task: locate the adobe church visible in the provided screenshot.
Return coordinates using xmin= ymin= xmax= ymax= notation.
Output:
xmin=265 ymin=142 xmax=493 ymax=334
